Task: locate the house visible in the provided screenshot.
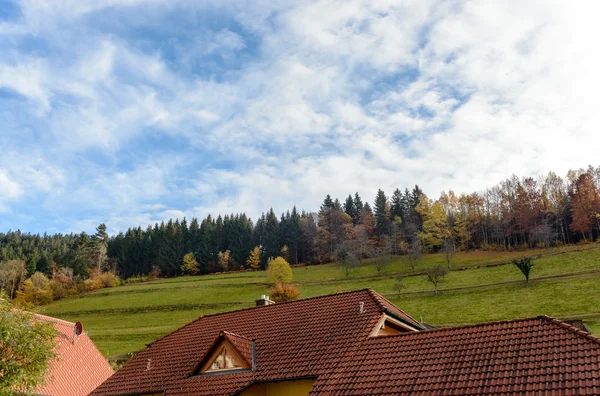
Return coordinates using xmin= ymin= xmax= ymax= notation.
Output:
xmin=91 ymin=289 xmax=600 ymax=395
xmin=33 ymin=314 xmax=114 ymax=396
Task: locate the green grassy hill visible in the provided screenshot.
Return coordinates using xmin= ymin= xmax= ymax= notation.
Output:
xmin=37 ymin=244 xmax=600 ymax=358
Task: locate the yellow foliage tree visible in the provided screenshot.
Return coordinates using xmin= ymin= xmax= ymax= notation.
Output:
xmin=246 ymin=246 xmax=261 ymax=270
xmin=217 ymin=250 xmax=231 ymax=272
xmin=181 ymin=252 xmax=199 ymax=275
xmin=14 ymin=272 xmax=54 ymax=306
xmin=280 ymin=245 xmax=290 ymax=262
xmin=267 ymin=257 xmax=292 ymax=285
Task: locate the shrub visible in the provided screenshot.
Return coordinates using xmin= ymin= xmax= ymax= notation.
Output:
xmin=268 ymin=283 xmax=300 ymax=302
xmin=14 ymin=272 xmax=54 ymax=306
xmin=96 ymin=272 xmax=121 ymax=288
xmin=149 ymin=265 xmax=161 ymax=280
xmin=83 ymin=277 xmax=104 ymax=292
xmin=267 ymin=257 xmax=293 ymax=285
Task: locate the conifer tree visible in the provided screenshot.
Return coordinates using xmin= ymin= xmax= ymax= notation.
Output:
xmin=374 ymin=189 xmax=391 ymax=238
xmin=247 ymin=246 xmax=261 ymax=270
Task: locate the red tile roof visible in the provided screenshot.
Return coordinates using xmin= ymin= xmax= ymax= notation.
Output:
xmin=310 ymin=316 xmax=600 ymax=395
xmin=33 ymin=314 xmax=114 ymax=396
xmin=91 ymin=289 xmax=600 ymax=396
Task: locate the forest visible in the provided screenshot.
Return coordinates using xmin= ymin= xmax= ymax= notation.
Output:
xmin=1 ymin=165 xmax=599 ymax=280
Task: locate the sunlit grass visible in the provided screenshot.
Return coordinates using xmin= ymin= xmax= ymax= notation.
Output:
xmin=37 ymin=243 xmax=600 ymax=357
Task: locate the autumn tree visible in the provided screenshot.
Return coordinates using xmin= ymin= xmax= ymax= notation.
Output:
xmin=14 ymin=272 xmax=54 ymax=306
xmin=416 ymin=195 xmax=452 ymax=253
xmin=569 ymin=172 xmax=600 ymax=240
xmin=246 ymin=246 xmax=261 ymax=270
xmin=280 ymin=245 xmax=290 ymax=262
xmin=0 ymin=260 xmax=27 ymax=299
xmin=181 ymin=252 xmax=199 ymax=275
xmin=217 ymin=250 xmax=231 ymax=272
xmin=268 ymin=283 xmax=300 ymax=302
xmin=267 ymin=257 xmax=292 ymax=285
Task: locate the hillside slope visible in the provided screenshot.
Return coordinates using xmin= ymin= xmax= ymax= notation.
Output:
xmin=38 ymin=244 xmax=600 ymax=358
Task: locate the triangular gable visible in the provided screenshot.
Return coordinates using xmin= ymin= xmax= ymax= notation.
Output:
xmin=370 ymin=313 xmax=420 ymax=337
xmin=192 ymin=331 xmax=254 ymax=375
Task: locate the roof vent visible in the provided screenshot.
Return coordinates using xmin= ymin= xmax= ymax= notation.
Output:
xmin=359 ymin=302 xmax=366 ymax=314
xmin=256 ymin=295 xmax=275 ymax=307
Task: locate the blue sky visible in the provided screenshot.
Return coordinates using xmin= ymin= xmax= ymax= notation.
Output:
xmin=1 ymin=0 xmax=599 ymax=235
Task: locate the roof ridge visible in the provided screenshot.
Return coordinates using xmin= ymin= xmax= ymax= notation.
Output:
xmin=371 ymin=315 xmax=550 ymax=337
xmin=540 ymin=315 xmax=600 ymax=346
xmin=34 ymin=313 xmax=76 ymax=327
xmin=365 ymin=289 xmax=421 ymax=327
xmin=221 ymin=331 xmax=254 ymax=342
xmin=146 ymin=288 xmax=374 ymax=348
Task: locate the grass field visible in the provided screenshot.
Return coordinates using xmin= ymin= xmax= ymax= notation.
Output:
xmin=37 ymin=244 xmax=600 ymax=358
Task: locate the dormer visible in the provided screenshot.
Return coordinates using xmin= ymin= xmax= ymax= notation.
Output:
xmin=192 ymin=331 xmax=255 ymax=376
xmin=370 ymin=313 xmax=420 ymax=337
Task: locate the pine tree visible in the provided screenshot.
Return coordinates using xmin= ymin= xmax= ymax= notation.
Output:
xmin=344 ymin=195 xmax=356 ymax=223
xmin=374 ymin=189 xmax=391 ymax=238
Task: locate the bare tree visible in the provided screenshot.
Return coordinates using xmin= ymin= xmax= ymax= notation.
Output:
xmin=441 ymin=239 xmax=456 ymax=268
xmin=352 ymin=225 xmax=373 ymax=263
xmin=393 ymin=276 xmax=405 ymax=296
xmin=336 ymin=244 xmax=357 ymax=278
xmin=424 ymin=265 xmax=448 ymax=295
xmin=373 ymin=235 xmax=392 ymax=275
xmin=407 ymin=240 xmax=422 ymax=271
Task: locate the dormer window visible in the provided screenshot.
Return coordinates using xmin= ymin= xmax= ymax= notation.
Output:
xmin=205 ymin=345 xmax=245 ymax=372
xmin=370 ymin=314 xmax=420 ymax=337
xmin=192 ymin=331 xmax=255 ymax=376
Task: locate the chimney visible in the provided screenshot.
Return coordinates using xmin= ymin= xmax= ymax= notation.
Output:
xmin=256 ymin=295 xmax=275 ymax=306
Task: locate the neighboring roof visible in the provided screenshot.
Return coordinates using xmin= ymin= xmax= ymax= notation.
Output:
xmin=33 ymin=314 xmax=114 ymax=396
xmin=92 ymin=289 xmax=600 ymax=396
xmin=92 ymin=289 xmax=420 ymax=396
xmin=311 ymin=316 xmax=600 ymax=395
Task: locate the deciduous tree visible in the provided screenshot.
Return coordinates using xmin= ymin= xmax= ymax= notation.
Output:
xmin=0 ymin=296 xmax=57 ymax=394
xmin=424 ymin=265 xmax=448 ymax=295
xmin=267 ymin=257 xmax=292 ymax=285
xmin=246 ymin=247 xmax=261 ymax=270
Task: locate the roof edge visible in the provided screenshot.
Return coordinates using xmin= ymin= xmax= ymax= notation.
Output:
xmin=365 ymin=289 xmax=424 ymax=329
xmin=541 ymin=315 xmax=600 ymax=346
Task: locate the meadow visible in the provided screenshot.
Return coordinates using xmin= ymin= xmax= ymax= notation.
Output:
xmin=37 ymin=244 xmax=600 ymax=358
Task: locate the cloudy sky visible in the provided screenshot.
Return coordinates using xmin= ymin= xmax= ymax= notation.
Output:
xmin=1 ymin=0 xmax=599 ymax=234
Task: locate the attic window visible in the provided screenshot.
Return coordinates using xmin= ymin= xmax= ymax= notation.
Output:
xmin=371 ymin=314 xmax=419 ymax=337
xmin=197 ymin=340 xmax=251 ymax=375
xmin=207 ymin=346 xmax=243 ymax=371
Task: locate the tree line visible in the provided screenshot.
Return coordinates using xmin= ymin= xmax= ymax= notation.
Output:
xmin=1 ymin=165 xmax=599 ymax=280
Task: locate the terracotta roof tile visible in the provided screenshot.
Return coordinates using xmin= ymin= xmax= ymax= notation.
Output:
xmin=33 ymin=314 xmax=114 ymax=396
xmin=91 ymin=289 xmax=600 ymax=395
xmin=309 ymin=316 xmax=600 ymax=395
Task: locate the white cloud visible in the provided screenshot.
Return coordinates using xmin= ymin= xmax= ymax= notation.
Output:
xmin=1 ymin=0 xmax=600 ymax=233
